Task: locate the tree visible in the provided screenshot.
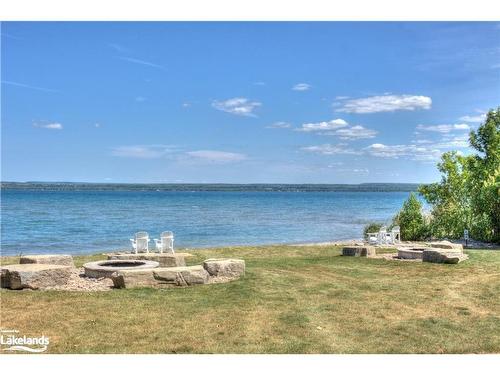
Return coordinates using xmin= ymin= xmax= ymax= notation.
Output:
xmin=418 ymin=107 xmax=500 ymax=243
xmin=418 ymin=152 xmax=473 ymax=239
xmin=468 ymin=108 xmax=500 ymax=242
xmin=397 ymin=193 xmax=426 ymax=241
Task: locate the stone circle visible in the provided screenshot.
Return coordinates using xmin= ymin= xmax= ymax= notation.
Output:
xmin=83 ymin=259 xmax=159 ymax=278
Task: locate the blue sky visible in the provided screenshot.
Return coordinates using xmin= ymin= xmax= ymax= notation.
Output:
xmin=2 ymin=22 xmax=499 ymax=183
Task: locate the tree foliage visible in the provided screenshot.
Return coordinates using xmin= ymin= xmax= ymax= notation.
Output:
xmin=418 ymin=107 xmax=500 ymax=243
xmin=395 ymin=193 xmax=426 ymax=241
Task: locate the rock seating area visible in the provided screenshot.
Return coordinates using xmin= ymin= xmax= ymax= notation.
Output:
xmin=422 ymin=249 xmax=468 ymax=264
xmin=111 ymin=258 xmax=246 ymax=289
xmin=426 ymin=241 xmax=463 ymax=252
xmin=342 ymin=246 xmax=376 ymax=257
xmin=1 ymin=263 xmax=72 ymax=290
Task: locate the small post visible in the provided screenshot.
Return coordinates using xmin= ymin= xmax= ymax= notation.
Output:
xmin=464 ymin=229 xmax=469 ymax=248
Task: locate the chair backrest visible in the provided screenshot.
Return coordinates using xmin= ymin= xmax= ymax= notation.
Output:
xmin=379 ymin=226 xmax=387 ymax=233
xmin=136 ymin=237 xmax=149 ymax=251
xmin=161 ymin=231 xmax=173 ymax=239
xmin=135 ymin=231 xmax=149 ymax=239
xmin=392 ymin=226 xmax=400 ymax=232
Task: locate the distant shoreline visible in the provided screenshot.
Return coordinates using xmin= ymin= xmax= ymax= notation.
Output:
xmin=0 ymin=182 xmax=422 ymax=192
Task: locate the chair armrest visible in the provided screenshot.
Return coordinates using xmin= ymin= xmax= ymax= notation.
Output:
xmin=129 ymin=239 xmax=135 ymax=242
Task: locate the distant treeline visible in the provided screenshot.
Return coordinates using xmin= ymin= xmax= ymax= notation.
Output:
xmin=1 ymin=182 xmax=421 ymax=192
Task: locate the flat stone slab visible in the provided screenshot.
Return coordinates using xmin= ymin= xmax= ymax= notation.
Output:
xmin=397 ymin=248 xmax=427 ymax=260
xmin=427 ymin=241 xmax=463 ymax=252
xmin=422 ymin=249 xmax=468 ymax=264
xmin=1 ymin=264 xmax=72 ymax=290
xmin=342 ymin=246 xmax=376 ymax=257
xmin=107 ymin=252 xmax=188 ymax=267
xmin=20 ymin=254 xmax=74 ymax=267
xmin=154 ymin=265 xmax=210 ymax=286
xmin=111 ymin=265 xmax=210 ymax=288
xmin=202 ymin=259 xmax=245 ymax=278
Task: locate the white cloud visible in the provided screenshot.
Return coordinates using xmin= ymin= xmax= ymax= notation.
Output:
xmin=118 ymin=56 xmax=165 ymax=70
xmin=365 ymin=143 xmax=441 ymax=161
xmin=301 ymin=144 xmax=359 ymax=155
xmin=296 ymin=118 xmax=377 ymax=140
xmin=186 ymin=150 xmax=247 ymax=163
xmin=111 ymin=145 xmax=175 ymax=159
xmin=335 ymin=96 xmax=350 ymax=100
xmin=416 ymin=123 xmax=470 ymax=133
xmin=434 ymin=134 xmax=470 ymax=149
xmin=212 ymin=97 xmax=261 ymax=117
xmin=292 ymin=83 xmax=311 ymax=91
xmin=459 ymin=114 xmax=486 ymax=123
xmin=297 ymin=119 xmax=348 ymax=132
xmin=135 ymin=96 xmax=147 ymax=102
xmin=333 ymin=125 xmax=378 ymax=140
xmin=336 ymin=94 xmax=432 ymax=113
xmin=33 ymin=122 xmax=63 ymax=130
xmin=267 ymin=121 xmax=292 ymax=129
xmin=94 ymin=123 xmax=101 ymax=128
xmin=3 ymin=80 xmax=59 ymax=93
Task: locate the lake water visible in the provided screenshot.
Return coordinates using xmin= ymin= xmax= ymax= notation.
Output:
xmin=0 ymin=189 xmax=412 ymax=255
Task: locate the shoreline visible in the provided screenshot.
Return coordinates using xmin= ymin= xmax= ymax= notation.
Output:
xmin=2 ymin=237 xmax=498 ymax=259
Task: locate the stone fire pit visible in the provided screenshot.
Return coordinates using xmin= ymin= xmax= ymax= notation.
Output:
xmin=83 ymin=259 xmax=159 ymax=278
xmin=397 ymin=247 xmax=427 ymax=260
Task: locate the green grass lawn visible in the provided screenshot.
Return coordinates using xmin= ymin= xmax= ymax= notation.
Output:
xmin=1 ymin=245 xmax=499 ymax=353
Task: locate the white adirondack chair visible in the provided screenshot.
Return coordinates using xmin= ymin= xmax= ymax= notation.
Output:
xmin=391 ymin=226 xmax=401 ymax=244
xmin=367 ymin=232 xmax=379 ymax=245
xmin=154 ymin=231 xmax=174 ymax=254
xmin=378 ymin=226 xmax=388 ymax=244
xmin=130 ymin=231 xmax=150 ymax=254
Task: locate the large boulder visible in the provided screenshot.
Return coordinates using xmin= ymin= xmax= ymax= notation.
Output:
xmin=427 ymin=241 xmax=463 ymax=252
xmin=20 ymin=254 xmax=74 ymax=267
xmin=422 ymin=249 xmax=468 ymax=264
xmin=107 ymin=253 xmax=187 ymax=267
xmin=202 ymin=259 xmax=245 ymax=278
xmin=0 ymin=264 xmax=72 ymax=290
xmin=342 ymin=246 xmax=376 ymax=257
xmin=154 ymin=265 xmax=209 ymax=286
xmin=110 ymin=269 xmax=157 ymax=288
xmin=111 ymin=265 xmax=210 ymax=288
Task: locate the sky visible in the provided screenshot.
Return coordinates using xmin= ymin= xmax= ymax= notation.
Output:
xmin=1 ymin=22 xmax=499 ymax=183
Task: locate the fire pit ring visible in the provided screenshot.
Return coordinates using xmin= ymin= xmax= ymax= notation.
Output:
xmin=84 ymin=259 xmax=159 ymax=278
xmin=397 ymin=247 xmax=429 ymax=260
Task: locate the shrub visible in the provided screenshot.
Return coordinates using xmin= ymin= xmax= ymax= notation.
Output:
xmin=397 ymin=193 xmax=427 ymax=241
xmin=363 ymin=222 xmax=383 ymax=237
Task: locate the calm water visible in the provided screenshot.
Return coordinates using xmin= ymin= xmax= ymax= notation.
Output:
xmin=0 ymin=190 xmax=412 ymax=255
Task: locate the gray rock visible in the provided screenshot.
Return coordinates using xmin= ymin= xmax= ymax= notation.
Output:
xmin=427 ymin=241 xmax=463 ymax=252
xmin=20 ymin=254 xmax=74 ymax=267
xmin=342 ymin=246 xmax=376 ymax=257
xmin=422 ymin=249 xmax=468 ymax=264
xmin=0 ymin=264 xmax=72 ymax=290
xmin=112 ymin=265 xmax=210 ymax=288
xmin=154 ymin=265 xmax=209 ymax=286
xmin=397 ymin=248 xmax=426 ymax=260
xmin=202 ymin=259 xmax=246 ymax=277
xmin=110 ymin=269 xmax=157 ymax=288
